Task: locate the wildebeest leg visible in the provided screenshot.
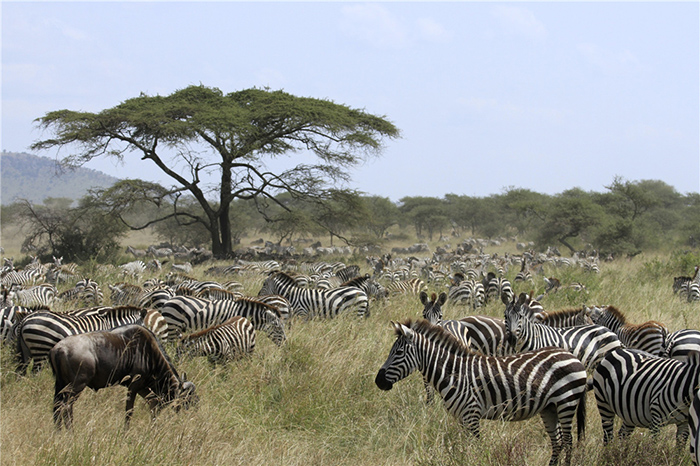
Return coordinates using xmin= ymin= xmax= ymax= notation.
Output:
xmin=124 ymin=389 xmax=138 ymax=428
xmin=54 ymin=385 xmax=78 ymax=429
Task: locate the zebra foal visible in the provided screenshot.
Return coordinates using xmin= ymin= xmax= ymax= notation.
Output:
xmin=177 ymin=316 xmax=255 ymax=363
xmin=375 ymin=319 xmax=587 ymax=466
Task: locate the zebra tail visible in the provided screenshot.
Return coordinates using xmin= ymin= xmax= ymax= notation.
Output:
xmin=15 ymin=326 xmax=30 ymax=375
xmin=576 ymin=388 xmax=587 ymax=443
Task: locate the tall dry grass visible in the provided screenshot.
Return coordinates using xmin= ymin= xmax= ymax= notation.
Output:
xmin=0 ymin=251 xmax=698 ymax=465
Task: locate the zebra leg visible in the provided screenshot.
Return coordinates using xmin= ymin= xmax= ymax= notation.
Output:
xmin=675 ymin=422 xmax=690 ymax=449
xmin=540 ymin=407 xmax=565 ymax=466
xmin=617 ymin=422 xmax=635 ymax=441
xmin=596 ymin=400 xmax=616 ymax=445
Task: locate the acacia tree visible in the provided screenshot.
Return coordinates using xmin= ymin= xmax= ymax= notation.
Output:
xmin=31 ymin=85 xmax=400 ymax=258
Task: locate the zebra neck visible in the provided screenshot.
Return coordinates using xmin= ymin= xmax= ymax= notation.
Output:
xmin=417 ymin=340 xmax=466 ymax=395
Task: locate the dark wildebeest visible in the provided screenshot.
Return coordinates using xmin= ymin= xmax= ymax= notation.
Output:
xmin=49 ymin=324 xmax=197 ymax=429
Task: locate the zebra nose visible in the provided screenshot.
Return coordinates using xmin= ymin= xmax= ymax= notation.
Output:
xmin=375 ymin=369 xmax=393 ymax=391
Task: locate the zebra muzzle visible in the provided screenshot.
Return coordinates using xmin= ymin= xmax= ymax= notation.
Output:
xmin=375 ymin=369 xmax=393 ymax=391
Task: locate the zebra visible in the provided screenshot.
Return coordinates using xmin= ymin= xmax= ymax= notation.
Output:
xmin=0 ymin=268 xmax=44 ymax=288
xmin=340 ymin=274 xmax=387 ymax=301
xmin=58 ymin=279 xmax=103 ymax=306
xmin=584 ymin=305 xmax=669 ymax=356
xmin=447 ymin=274 xmax=485 ymax=310
xmin=441 ymin=316 xmax=517 ymax=357
xmin=15 ymin=306 xmax=148 ymax=373
xmin=384 ymin=277 xmax=426 ymax=296
xmin=119 ymin=260 xmax=146 ymax=279
xmin=419 ymin=291 xmax=447 ymax=325
xmin=66 ymin=306 xmax=167 ymax=341
xmin=504 ymin=297 xmax=622 ymax=371
xmin=8 ymin=283 xmax=57 ymax=308
xmin=0 ymin=306 xmax=37 ymax=343
xmin=139 ymin=286 xmax=176 ymax=309
xmin=177 ymin=315 xmax=255 ymax=363
xmin=255 ymin=294 xmax=292 ymax=323
xmin=592 ymin=347 xmax=700 ymax=447
xmin=375 ymin=319 xmax=588 ymax=466
xmin=690 ymin=390 xmax=700 ymax=465
xmin=258 ymin=272 xmax=369 ymax=319
xmin=663 ymin=329 xmax=700 ymax=361
xmin=514 ymin=257 xmax=533 ymax=285
xmin=486 ymin=275 xmax=514 ymax=305
xmin=160 ymin=296 xmax=286 ymax=346
xmin=109 ymin=282 xmax=145 ymax=306
xmin=335 ymin=265 xmax=360 ymax=283
xmin=195 ymin=288 xmax=243 ymax=301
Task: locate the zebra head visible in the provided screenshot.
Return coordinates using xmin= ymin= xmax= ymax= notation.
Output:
xmin=261 ymin=309 xmax=287 ymax=346
xmin=584 ymin=305 xmax=606 ymax=324
xmin=420 ymin=291 xmax=446 ymax=325
xmin=375 ymin=321 xmax=420 ymax=391
xmin=504 ymin=293 xmax=530 ymax=346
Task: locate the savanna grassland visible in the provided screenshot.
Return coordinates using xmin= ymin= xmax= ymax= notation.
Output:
xmin=1 ymin=232 xmax=699 ymax=466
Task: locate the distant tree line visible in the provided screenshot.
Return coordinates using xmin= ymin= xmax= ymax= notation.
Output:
xmin=2 ymin=176 xmax=699 ymax=263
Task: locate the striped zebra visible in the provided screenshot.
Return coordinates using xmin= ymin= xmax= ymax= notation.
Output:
xmin=441 ymin=316 xmax=516 ymax=357
xmin=0 ymin=306 xmax=37 ymax=343
xmin=15 ymin=306 xmax=148 ymax=373
xmin=504 ymin=298 xmax=622 ymax=370
xmin=255 ymin=294 xmax=292 ymax=323
xmin=486 ymin=275 xmax=514 ymax=305
xmin=384 ymin=277 xmax=426 ymax=296
xmin=109 ymin=282 xmax=144 ymax=306
xmin=447 ymin=274 xmax=485 ymax=310
xmin=119 ymin=260 xmax=146 ymax=279
xmin=258 ymin=272 xmax=369 ymax=319
xmin=58 ymin=279 xmax=103 ymax=306
xmin=690 ymin=390 xmax=700 ymax=465
xmin=335 ymin=265 xmax=360 ymax=283
xmin=160 ymin=296 xmax=286 ymax=346
xmin=593 ymin=347 xmax=700 ymax=447
xmin=514 ymin=258 xmax=533 ymax=285
xmin=8 ymin=283 xmax=57 ymax=308
xmin=67 ymin=306 xmax=167 ymax=341
xmin=585 ymin=305 xmax=669 ymax=356
xmin=195 ymin=288 xmax=243 ymax=301
xmin=0 ymin=268 xmax=44 ymax=288
xmin=341 ymin=274 xmax=387 ymax=301
xmin=420 ymin=291 xmax=447 ymax=325
xmin=177 ymin=316 xmax=255 ymax=363
xmin=663 ymin=329 xmax=700 ymax=361
xmin=375 ymin=319 xmax=588 ymax=466
xmin=139 ymin=286 xmax=176 ymax=309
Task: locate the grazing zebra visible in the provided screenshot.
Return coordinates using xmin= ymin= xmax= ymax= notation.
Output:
xmin=258 ymin=272 xmax=369 ymax=319
xmin=160 ymin=296 xmax=286 ymax=345
xmin=385 ymin=277 xmax=426 ymax=296
xmin=592 ymin=347 xmax=700 ymax=447
xmin=486 ymin=275 xmax=514 ymax=305
xmin=441 ymin=316 xmax=517 ymax=357
xmin=341 ymin=274 xmax=388 ymax=301
xmin=255 ymin=294 xmax=292 ymax=323
xmin=375 ymin=319 xmax=588 ymax=466
xmin=195 ymin=288 xmax=242 ymax=301
xmin=119 ymin=260 xmax=146 ymax=279
xmin=0 ymin=306 xmax=37 ymax=343
xmin=139 ymin=286 xmax=176 ymax=309
xmin=504 ymin=298 xmax=622 ymax=370
xmin=8 ymin=283 xmax=57 ymax=308
xmin=585 ymin=305 xmax=669 ymax=356
xmin=690 ymin=390 xmax=700 ymax=465
xmin=447 ymin=274 xmax=485 ymax=310
xmin=177 ymin=316 xmax=255 ymax=363
xmin=109 ymin=283 xmax=145 ymax=306
xmin=15 ymin=306 xmax=148 ymax=373
xmin=514 ymin=258 xmax=533 ymax=285
xmin=663 ymin=329 xmax=700 ymax=361
xmin=419 ymin=291 xmax=447 ymax=325
xmin=0 ymin=268 xmax=44 ymax=288
xmin=58 ymin=279 xmax=103 ymax=306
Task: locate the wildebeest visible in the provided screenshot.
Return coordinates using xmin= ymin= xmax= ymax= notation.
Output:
xmin=49 ymin=324 xmax=197 ymax=429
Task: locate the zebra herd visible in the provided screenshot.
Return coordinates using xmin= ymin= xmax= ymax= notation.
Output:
xmin=4 ymin=251 xmax=700 ymax=464
xmin=378 ymin=288 xmax=700 ymax=465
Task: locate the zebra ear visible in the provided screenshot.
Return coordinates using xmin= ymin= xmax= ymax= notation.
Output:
xmin=419 ymin=291 xmax=429 ymax=305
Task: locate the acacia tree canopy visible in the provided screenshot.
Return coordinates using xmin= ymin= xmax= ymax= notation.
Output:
xmin=31 ymin=85 xmax=400 ymax=258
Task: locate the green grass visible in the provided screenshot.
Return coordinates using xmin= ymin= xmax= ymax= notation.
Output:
xmin=1 ymin=248 xmax=699 ymax=465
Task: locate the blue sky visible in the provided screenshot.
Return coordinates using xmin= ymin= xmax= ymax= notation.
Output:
xmin=2 ymin=1 xmax=699 ymax=202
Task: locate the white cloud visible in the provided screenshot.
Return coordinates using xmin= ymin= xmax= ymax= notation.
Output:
xmin=492 ymin=6 xmax=547 ymax=40
xmin=340 ymin=4 xmax=408 ymax=49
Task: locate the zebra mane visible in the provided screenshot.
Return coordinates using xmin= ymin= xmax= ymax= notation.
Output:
xmin=341 ymin=275 xmax=370 ymax=287
xmin=603 ymin=305 xmax=626 ymax=324
xmin=536 ymin=307 xmax=585 ymax=322
xmin=180 ymin=316 xmax=244 ymax=340
xmin=270 ymin=271 xmax=297 ymax=286
xmin=399 ymin=319 xmax=473 ymax=356
xmin=98 ymin=305 xmax=148 ymax=319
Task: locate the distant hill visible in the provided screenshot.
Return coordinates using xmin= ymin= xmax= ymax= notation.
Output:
xmin=1 ymin=151 xmax=119 ymax=205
